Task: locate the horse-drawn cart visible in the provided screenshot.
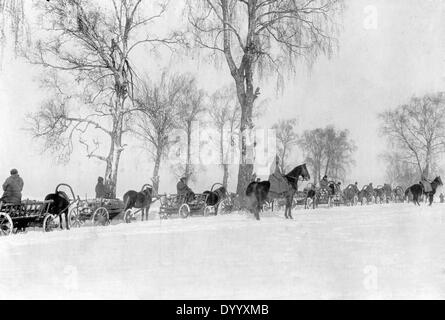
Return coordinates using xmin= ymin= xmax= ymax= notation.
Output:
xmin=158 ymin=183 xmax=233 ymax=219
xmin=68 ymin=198 xmax=124 ymax=227
xmin=159 ymin=193 xmax=209 ymax=219
xmin=203 ymin=183 xmax=233 ymax=215
xmin=0 ymin=200 xmax=59 ymax=236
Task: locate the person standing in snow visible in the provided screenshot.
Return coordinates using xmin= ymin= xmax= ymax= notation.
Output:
xmin=1 ymin=169 xmax=24 ymax=204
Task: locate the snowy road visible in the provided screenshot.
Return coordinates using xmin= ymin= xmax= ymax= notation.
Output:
xmin=1 ymin=203 xmax=445 ymax=299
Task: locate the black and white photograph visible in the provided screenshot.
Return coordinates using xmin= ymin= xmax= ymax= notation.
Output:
xmin=1 ymin=0 xmax=445 ymax=301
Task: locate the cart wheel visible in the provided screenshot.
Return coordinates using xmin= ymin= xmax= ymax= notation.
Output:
xmin=179 ymin=204 xmax=190 ymax=219
xmin=43 ymin=214 xmax=60 ymax=232
xmin=68 ymin=207 xmax=82 ymax=228
xmin=123 ymin=209 xmax=134 ymax=224
xmin=203 ymin=205 xmax=213 ymax=217
xmin=306 ymin=197 xmax=313 ymax=209
xmin=0 ymin=213 xmax=13 ymax=236
xmin=92 ymin=207 xmax=110 ymax=226
xmin=217 ymin=198 xmax=232 ymax=215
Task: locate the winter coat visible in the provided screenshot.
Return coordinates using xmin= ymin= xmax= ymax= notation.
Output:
xmin=320 ymin=178 xmax=329 ymax=189
xmin=95 ymin=182 xmax=107 ymax=199
xmin=177 ymin=180 xmax=193 ymax=196
xmin=1 ymin=174 xmax=24 ymax=204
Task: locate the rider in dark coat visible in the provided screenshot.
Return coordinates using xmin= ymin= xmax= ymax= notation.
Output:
xmin=1 ymin=169 xmax=24 ymax=204
xmin=420 ymin=175 xmax=433 ymax=193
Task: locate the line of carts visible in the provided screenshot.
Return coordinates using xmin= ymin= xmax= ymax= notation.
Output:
xmin=0 ymin=183 xmax=235 ymax=237
xmin=265 ymin=182 xmax=407 ymax=211
xmin=1 ymin=180 xmax=411 ymax=237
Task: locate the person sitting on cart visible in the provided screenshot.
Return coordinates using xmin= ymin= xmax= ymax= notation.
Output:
xmin=95 ymin=177 xmax=112 ymax=199
xmin=0 ymin=169 xmax=24 ymax=205
xmin=177 ymin=177 xmax=195 ymax=203
xmin=336 ymin=181 xmax=342 ymax=193
xmin=320 ymin=175 xmax=329 ymax=190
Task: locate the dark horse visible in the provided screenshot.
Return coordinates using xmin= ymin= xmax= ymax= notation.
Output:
xmin=246 ymin=164 xmax=311 ymax=220
xmin=44 ymin=184 xmax=75 ymax=230
xmin=405 ymin=177 xmax=443 ymax=206
xmin=123 ymin=184 xmax=153 ymax=221
xmin=203 ymin=186 xmax=227 ymax=207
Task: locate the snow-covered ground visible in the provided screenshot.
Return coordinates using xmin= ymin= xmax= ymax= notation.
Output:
xmin=1 ymin=203 xmax=445 ymax=299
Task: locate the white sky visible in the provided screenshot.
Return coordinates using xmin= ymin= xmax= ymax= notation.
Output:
xmin=1 ymin=0 xmax=445 ymax=199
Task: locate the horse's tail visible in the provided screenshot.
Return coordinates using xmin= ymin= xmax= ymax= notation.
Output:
xmin=123 ymin=192 xmax=131 ymax=211
xmin=405 ymin=188 xmax=410 ymax=197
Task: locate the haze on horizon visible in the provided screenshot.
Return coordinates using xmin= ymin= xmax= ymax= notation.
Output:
xmin=1 ymin=0 xmax=445 ymax=199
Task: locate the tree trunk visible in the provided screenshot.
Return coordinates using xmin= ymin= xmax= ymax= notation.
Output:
xmin=104 ymin=140 xmax=123 ymax=199
xmin=152 ymin=146 xmax=162 ymax=196
xmin=104 ymin=99 xmax=125 ymax=199
xmin=219 ymin=126 xmax=229 ymax=188
xmin=185 ymin=124 xmax=192 ymax=183
xmin=423 ymin=144 xmax=432 ymax=178
xmin=222 ymin=164 xmax=229 ymax=189
xmin=235 ymin=98 xmax=255 ymax=195
xmin=324 ymin=157 xmax=331 ymax=177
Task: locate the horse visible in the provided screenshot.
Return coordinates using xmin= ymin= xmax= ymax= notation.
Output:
xmin=246 ymin=164 xmax=311 ymax=220
xmin=393 ymin=186 xmax=405 ymax=203
xmin=373 ymin=184 xmax=392 ymax=203
xmin=123 ymin=184 xmax=153 ymax=221
xmin=405 ymin=176 xmax=443 ymax=206
xmin=343 ymin=184 xmax=359 ymax=206
xmin=203 ymin=186 xmax=227 ymax=207
xmin=358 ymin=185 xmax=374 ymax=205
xmin=44 ymin=190 xmax=71 ymax=230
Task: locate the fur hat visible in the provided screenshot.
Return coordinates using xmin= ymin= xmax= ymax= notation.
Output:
xmin=10 ymin=169 xmax=18 ymax=175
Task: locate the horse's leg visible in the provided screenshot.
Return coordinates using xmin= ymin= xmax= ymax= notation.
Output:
xmin=65 ymin=211 xmax=70 ymax=230
xmin=60 ymin=215 xmax=64 ymax=230
xmin=287 ymin=193 xmax=294 ymax=219
xmin=254 ymin=202 xmax=260 ymax=220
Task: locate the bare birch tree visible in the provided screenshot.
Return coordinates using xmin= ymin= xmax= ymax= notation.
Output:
xmin=298 ymin=126 xmax=355 ymax=184
xmin=134 ymin=72 xmax=184 ymax=195
xmin=379 ymin=92 xmax=445 ymax=179
xmin=175 ymin=73 xmax=206 ymax=183
xmin=272 ymin=119 xmax=298 ymax=173
xmin=0 ymin=0 xmax=29 ymax=64
xmin=208 ymin=85 xmax=240 ymax=188
xmin=27 ymin=0 xmax=179 ymax=198
xmin=186 ymin=0 xmax=344 ymax=195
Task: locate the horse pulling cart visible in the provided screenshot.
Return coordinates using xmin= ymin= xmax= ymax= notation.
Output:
xmin=159 ymin=183 xmax=232 ymax=219
xmin=0 ymin=183 xmax=77 ymax=236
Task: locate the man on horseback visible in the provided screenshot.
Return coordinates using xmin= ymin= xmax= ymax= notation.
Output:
xmin=420 ymin=175 xmax=433 ymax=193
xmin=268 ymin=155 xmax=289 ymax=195
xmin=1 ymin=169 xmax=24 ymax=205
